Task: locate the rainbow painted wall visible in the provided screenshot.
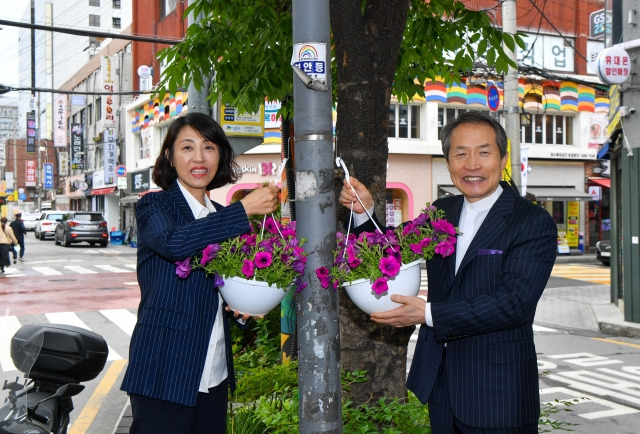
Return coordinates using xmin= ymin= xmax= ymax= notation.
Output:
xmin=131 ymin=91 xmax=188 ymax=133
xmin=425 ymin=78 xmax=609 ymax=114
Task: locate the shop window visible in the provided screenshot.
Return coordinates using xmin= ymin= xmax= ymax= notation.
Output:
xmin=521 ymin=113 xmax=573 ymax=145
xmin=388 ymin=103 xmax=420 ymax=139
xmin=437 ymin=107 xmax=475 ymax=140
xmin=385 ymin=189 xmax=408 ymax=227
xmin=551 ymin=201 xmax=565 ymax=226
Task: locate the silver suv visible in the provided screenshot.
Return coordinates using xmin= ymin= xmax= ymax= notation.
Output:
xmin=34 ymin=211 xmax=66 ymax=240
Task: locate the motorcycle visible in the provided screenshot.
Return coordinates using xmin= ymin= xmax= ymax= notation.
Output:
xmin=0 ymin=308 xmax=109 ymax=433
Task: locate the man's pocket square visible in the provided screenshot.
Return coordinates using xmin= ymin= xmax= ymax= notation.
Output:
xmin=478 ymin=249 xmax=503 ymax=255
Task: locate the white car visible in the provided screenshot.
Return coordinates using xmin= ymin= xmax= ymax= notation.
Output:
xmin=34 ymin=210 xmax=66 ymax=240
xmin=20 ymin=212 xmax=42 ymax=231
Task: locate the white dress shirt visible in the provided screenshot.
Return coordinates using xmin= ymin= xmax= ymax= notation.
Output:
xmin=176 ymin=180 xmax=228 ymax=392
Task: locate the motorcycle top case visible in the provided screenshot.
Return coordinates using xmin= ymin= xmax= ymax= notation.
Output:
xmin=11 ymin=323 xmax=109 ymax=384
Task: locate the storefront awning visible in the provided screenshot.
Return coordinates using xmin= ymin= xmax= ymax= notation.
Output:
xmin=120 ymin=195 xmax=140 ymax=204
xmin=527 ymin=187 xmax=592 ymax=201
xmin=598 ymin=129 xmax=622 ymax=160
xmin=588 ymin=177 xmax=610 ymax=188
xmin=90 ymin=187 xmax=116 ymax=195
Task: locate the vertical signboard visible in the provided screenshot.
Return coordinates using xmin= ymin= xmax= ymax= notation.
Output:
xmin=53 ymin=94 xmax=67 ymax=147
xmin=103 ymin=128 xmax=117 ymax=184
xmin=25 ymin=160 xmax=36 ymax=187
xmin=567 ymin=201 xmax=580 ymax=248
xmin=58 ymin=151 xmax=68 ymax=176
xmin=71 ymin=124 xmax=84 ymax=170
xmin=26 ymin=111 xmax=36 ymax=154
xmin=101 ymin=55 xmax=117 ymax=127
xmin=43 ymin=163 xmax=53 ymax=190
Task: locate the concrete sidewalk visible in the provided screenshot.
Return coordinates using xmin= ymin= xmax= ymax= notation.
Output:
xmin=112 ymin=252 xmax=640 ymax=433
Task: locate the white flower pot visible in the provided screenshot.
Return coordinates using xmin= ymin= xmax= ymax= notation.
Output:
xmin=219 ymin=276 xmax=291 ymax=316
xmin=343 ymin=259 xmax=424 ymax=314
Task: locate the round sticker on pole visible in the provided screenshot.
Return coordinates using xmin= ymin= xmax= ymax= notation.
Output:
xmin=487 ymin=85 xmax=500 ymax=112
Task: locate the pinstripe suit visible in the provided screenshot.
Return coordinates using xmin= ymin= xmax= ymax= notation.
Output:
xmin=406 ymin=182 xmax=557 ymax=429
xmin=121 ymin=180 xmax=251 ymax=407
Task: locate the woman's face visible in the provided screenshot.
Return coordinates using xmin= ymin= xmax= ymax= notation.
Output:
xmin=170 ymin=125 xmax=220 ymax=201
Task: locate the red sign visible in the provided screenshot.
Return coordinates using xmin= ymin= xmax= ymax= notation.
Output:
xmin=25 ymin=160 xmax=36 ymax=187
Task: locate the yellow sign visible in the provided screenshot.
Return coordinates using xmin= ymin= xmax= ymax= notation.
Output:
xmin=219 ymin=103 xmax=265 ymax=138
xmin=557 ymin=230 xmax=570 ymax=254
xmin=502 ymin=138 xmax=513 ymax=183
xmin=566 ymin=201 xmax=579 ymax=248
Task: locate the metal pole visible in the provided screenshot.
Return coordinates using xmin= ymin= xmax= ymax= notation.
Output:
xmin=187 ymin=0 xmax=212 ymax=117
xmin=292 ymin=0 xmax=341 ymax=432
xmin=503 ymin=0 xmax=521 ymax=193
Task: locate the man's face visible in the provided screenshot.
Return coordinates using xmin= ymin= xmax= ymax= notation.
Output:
xmin=445 ymin=122 xmax=508 ymax=203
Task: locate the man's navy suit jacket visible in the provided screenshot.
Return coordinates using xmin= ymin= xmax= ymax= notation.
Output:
xmin=121 ymin=181 xmax=251 ymax=407
xmin=407 ymin=182 xmax=557 ymax=428
xmin=355 ymin=182 xmax=557 ymax=428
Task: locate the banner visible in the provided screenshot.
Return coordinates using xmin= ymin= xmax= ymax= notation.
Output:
xmin=43 ymin=163 xmax=53 ymax=189
xmin=521 ymin=147 xmax=529 ymax=196
xmin=103 ymin=128 xmax=117 ymax=184
xmin=58 ymin=151 xmax=68 ymax=176
xmin=101 ymin=55 xmax=117 ymax=128
xmin=53 ymin=94 xmax=67 ymax=147
xmin=26 ymin=111 xmax=36 ymax=154
xmin=25 ymin=160 xmax=36 ymax=187
xmin=71 ymin=124 xmax=84 ymax=170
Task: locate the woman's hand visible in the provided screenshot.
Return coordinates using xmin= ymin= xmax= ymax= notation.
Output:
xmin=225 ymin=306 xmax=263 ymax=321
xmin=339 ymin=177 xmax=373 ymax=214
xmin=240 ymin=184 xmax=280 ymax=216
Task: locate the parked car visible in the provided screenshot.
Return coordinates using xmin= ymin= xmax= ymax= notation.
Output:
xmin=595 ymin=240 xmax=611 ymax=266
xmin=20 ymin=212 xmax=42 ymax=231
xmin=53 ymin=211 xmax=109 ymax=247
xmin=34 ymin=210 xmax=66 ymax=240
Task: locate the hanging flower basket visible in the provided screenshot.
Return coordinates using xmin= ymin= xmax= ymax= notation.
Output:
xmin=218 ymin=276 xmax=293 ymax=316
xmin=342 ymin=259 xmax=424 ymax=314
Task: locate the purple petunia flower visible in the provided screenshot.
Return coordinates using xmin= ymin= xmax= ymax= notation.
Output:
xmin=200 ymin=244 xmax=222 ymax=265
xmin=175 ymin=257 xmax=192 ymax=279
xmin=432 ymin=219 xmax=457 ymax=236
xmin=315 ymin=267 xmax=331 ymax=289
xmin=379 ymin=256 xmax=401 ymax=277
xmin=254 ymin=251 xmax=273 ymax=269
xmin=372 ymin=277 xmax=389 ymax=295
xmin=213 ymin=273 xmax=225 ymax=287
xmin=241 ymin=259 xmax=255 ymax=278
xmin=435 ymin=240 xmax=456 ymax=257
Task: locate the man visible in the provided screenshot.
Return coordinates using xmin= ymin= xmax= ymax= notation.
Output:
xmin=340 ymin=111 xmax=557 ymax=433
xmin=10 ymin=213 xmax=26 ymax=263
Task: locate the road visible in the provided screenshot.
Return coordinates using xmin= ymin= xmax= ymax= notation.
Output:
xmin=2 ymin=236 xmax=639 ymax=433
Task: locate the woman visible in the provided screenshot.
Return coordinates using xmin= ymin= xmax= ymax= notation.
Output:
xmin=1 ymin=217 xmax=19 ymax=274
xmin=120 ymin=112 xmax=280 ymax=433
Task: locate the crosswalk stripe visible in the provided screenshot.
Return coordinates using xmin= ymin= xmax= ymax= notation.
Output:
xmin=123 ymin=264 xmax=137 ymax=270
xmin=0 ymin=316 xmax=22 ymax=372
xmin=94 ymin=265 xmax=131 ymax=274
xmin=64 ymin=265 xmax=98 ymax=274
xmin=44 ymin=312 xmax=122 ymax=361
xmin=100 ymin=309 xmax=136 ymax=337
xmin=32 ymin=266 xmax=63 ymax=275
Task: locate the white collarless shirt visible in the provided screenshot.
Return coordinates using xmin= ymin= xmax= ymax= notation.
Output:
xmin=177 ymin=181 xmax=227 ymax=392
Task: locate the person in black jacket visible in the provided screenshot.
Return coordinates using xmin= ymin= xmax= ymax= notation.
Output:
xmin=10 ymin=213 xmax=27 ymax=263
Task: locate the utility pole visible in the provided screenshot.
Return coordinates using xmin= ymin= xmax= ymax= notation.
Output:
xmin=292 ymin=0 xmax=341 ymax=432
xmin=186 ymin=0 xmax=211 ymax=117
xmin=503 ymin=0 xmax=521 ymax=193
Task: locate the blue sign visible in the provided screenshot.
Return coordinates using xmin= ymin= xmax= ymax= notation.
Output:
xmin=19 ymin=193 xmax=27 ymax=201
xmin=115 ymin=165 xmax=127 ymax=177
xmin=43 ymin=163 xmax=53 ymax=189
xmin=487 ymin=85 xmax=500 ymax=112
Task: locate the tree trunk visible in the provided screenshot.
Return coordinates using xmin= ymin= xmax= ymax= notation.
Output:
xmin=329 ymin=0 xmax=413 ymax=405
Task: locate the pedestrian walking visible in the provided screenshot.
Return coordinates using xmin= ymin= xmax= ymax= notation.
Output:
xmin=10 ymin=212 xmax=27 ymax=263
xmin=1 ymin=217 xmax=19 ymax=274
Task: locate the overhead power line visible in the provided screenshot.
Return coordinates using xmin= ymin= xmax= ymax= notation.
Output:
xmin=0 ymin=19 xmax=183 ymax=45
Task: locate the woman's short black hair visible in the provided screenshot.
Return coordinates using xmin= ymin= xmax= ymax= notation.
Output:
xmin=152 ymin=112 xmax=240 ymax=191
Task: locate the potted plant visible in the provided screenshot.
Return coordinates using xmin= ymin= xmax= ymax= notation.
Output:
xmin=176 ymin=214 xmax=307 ymax=315
xmin=315 ymin=204 xmax=457 ymax=314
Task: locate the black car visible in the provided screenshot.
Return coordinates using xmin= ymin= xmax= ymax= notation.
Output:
xmin=595 ymin=240 xmax=611 ymax=265
xmin=54 ymin=211 xmax=109 ymax=247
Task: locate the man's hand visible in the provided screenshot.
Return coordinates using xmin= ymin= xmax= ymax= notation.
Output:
xmin=338 ymin=177 xmax=373 ymax=214
xmin=370 ymin=295 xmax=426 ymax=328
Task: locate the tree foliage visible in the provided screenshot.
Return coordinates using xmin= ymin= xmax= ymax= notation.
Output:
xmin=156 ymin=0 xmax=523 ymax=407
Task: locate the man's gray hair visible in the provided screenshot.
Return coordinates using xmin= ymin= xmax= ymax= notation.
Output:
xmin=440 ymin=111 xmax=508 ymax=162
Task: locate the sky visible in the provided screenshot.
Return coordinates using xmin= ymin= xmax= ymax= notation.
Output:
xmin=0 ymin=0 xmax=30 ymax=100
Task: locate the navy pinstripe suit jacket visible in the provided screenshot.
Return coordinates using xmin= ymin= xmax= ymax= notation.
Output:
xmin=406 ymin=182 xmax=557 ymax=428
xmin=120 ymin=180 xmax=251 ymax=407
